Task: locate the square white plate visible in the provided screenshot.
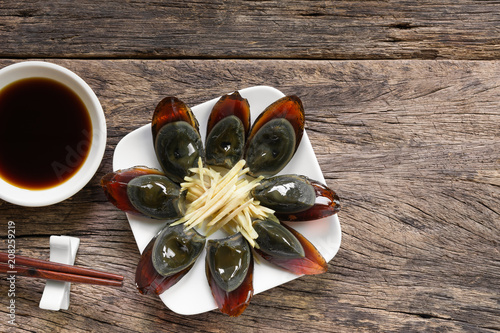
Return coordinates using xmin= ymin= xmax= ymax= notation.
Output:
xmin=113 ymin=85 xmax=341 ymax=315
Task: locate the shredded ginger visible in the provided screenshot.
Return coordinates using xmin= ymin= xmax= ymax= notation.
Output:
xmin=172 ymin=158 xmax=274 ymax=247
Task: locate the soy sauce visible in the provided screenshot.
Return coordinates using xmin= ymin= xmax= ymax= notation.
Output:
xmin=0 ymin=77 xmax=92 ymax=190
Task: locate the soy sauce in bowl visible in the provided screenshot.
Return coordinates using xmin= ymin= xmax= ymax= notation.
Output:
xmin=0 ymin=77 xmax=92 ymax=190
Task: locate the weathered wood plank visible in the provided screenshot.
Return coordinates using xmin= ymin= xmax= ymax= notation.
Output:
xmin=1 ymin=1 xmax=500 ymax=60
xmin=0 ymin=59 xmax=499 ymax=332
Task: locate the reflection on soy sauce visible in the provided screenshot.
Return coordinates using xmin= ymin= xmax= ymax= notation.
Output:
xmin=0 ymin=77 xmax=92 ymax=190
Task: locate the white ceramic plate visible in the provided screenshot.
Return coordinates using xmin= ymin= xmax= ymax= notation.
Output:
xmin=113 ymin=86 xmax=341 ymax=315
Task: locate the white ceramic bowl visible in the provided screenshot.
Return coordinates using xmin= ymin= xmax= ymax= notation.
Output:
xmin=0 ymin=61 xmax=106 ymax=207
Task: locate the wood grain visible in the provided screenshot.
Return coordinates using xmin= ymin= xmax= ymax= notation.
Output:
xmin=0 ymin=59 xmax=498 ymax=332
xmin=1 ymin=1 xmax=500 ymax=60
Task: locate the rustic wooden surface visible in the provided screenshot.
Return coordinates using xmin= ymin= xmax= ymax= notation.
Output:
xmin=0 ymin=1 xmax=499 ymax=332
xmin=2 ymin=0 xmax=500 ymax=60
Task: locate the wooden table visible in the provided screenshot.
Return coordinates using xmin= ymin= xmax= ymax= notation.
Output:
xmin=1 ymin=1 xmax=499 ymax=332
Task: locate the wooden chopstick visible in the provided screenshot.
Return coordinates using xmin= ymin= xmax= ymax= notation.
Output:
xmin=0 ymin=252 xmax=123 ymax=287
